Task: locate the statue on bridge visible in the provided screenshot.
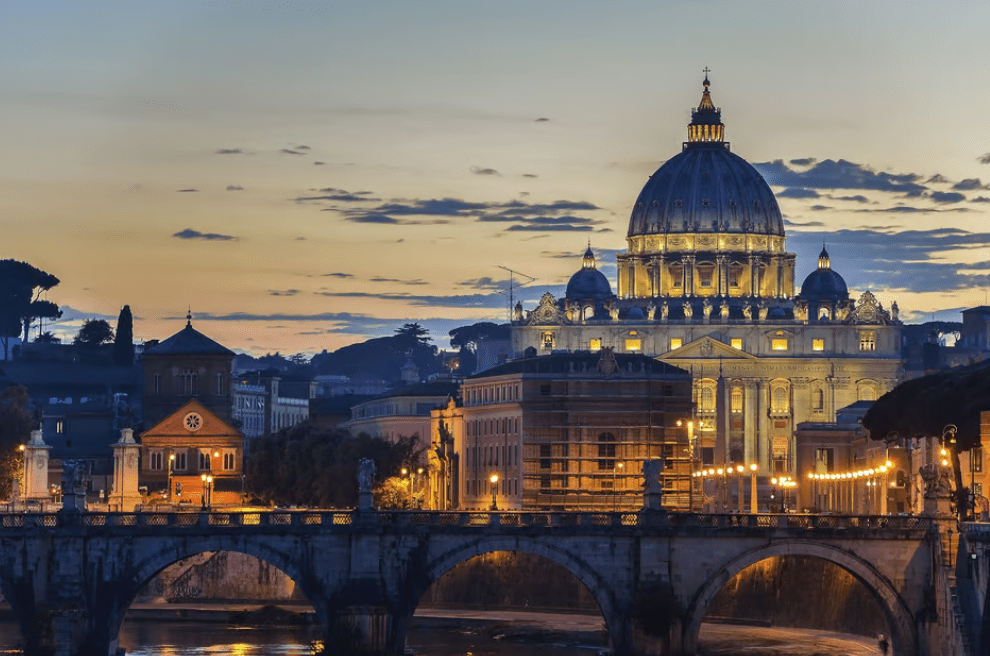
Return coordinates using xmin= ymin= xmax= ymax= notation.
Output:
xmin=59 ymin=460 xmax=91 ymax=512
xmin=642 ymin=458 xmax=665 ymax=511
xmin=357 ymin=458 xmax=376 ymax=511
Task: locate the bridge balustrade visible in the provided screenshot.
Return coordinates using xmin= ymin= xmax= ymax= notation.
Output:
xmin=0 ymin=510 xmax=934 ymax=534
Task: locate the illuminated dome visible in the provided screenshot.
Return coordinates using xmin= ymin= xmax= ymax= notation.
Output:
xmin=800 ymin=247 xmax=848 ymax=300
xmin=627 ymin=76 xmax=783 ymax=238
xmin=565 ymin=246 xmax=612 ymax=301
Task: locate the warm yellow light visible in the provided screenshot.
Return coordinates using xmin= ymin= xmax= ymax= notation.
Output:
xmin=617 ymin=462 xmax=624 ymax=469
xmin=170 ymin=454 xmax=175 ymax=461
xmin=201 ymin=474 xmax=207 ymax=481
xmin=736 ymin=465 xmax=744 ymax=473
xmin=940 ymin=449 xmax=947 ymax=457
xmin=886 ymin=460 xmax=893 ymax=468
xmin=879 ymin=465 xmax=888 ymax=473
xmin=677 ymin=420 xmax=683 ymax=427
xmin=698 ymin=421 xmax=705 ymax=428
xmin=717 ymin=468 xmax=724 ymax=476
xmin=771 ymin=477 xmax=778 ymax=485
xmin=401 ymin=467 xmax=408 ymax=476
xmin=207 ymin=475 xmax=213 ymax=483
xmin=941 ymin=459 xmax=949 ymax=467
xmin=18 ymin=444 xmax=25 ymax=452
xmin=417 ymin=467 xmax=424 ymax=475
xmin=490 ymin=474 xmax=499 ymax=484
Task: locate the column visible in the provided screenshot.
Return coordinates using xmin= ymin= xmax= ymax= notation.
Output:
xmin=111 ymin=428 xmax=143 ymax=512
xmin=685 ymin=255 xmax=696 ymax=297
xmin=649 ymin=257 xmax=660 ymax=297
xmin=756 ymin=379 xmax=770 ymax=472
xmin=743 ymin=380 xmax=759 ymax=465
xmin=23 ymin=429 xmax=52 ymax=504
xmin=749 ymin=255 xmax=760 ymax=297
xmin=681 ymin=255 xmax=690 ymax=296
xmin=656 ymin=255 xmax=665 ymax=297
xmin=717 ymin=255 xmax=728 ymax=297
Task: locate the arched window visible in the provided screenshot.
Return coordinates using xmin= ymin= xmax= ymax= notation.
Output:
xmin=813 ymin=388 xmax=825 ymax=411
xmin=730 ymin=387 xmax=743 ymax=413
xmin=771 ymin=383 xmax=789 ymax=414
xmin=598 ymin=432 xmax=616 ymax=470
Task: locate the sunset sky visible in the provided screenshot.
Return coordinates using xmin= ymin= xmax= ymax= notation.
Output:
xmin=3 ymin=1 xmax=989 ymax=356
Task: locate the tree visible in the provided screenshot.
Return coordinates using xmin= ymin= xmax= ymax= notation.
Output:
xmin=74 ymin=319 xmax=114 ymax=347
xmin=449 ymin=322 xmax=510 ymax=375
xmin=0 ymin=259 xmax=60 ymax=360
xmin=244 ymin=423 xmax=422 ymax=508
xmin=863 ymin=359 xmax=990 ymax=518
xmin=112 ymin=305 xmax=135 ymax=366
xmin=34 ymin=332 xmax=60 ymax=344
xmin=0 ymin=385 xmax=34 ymax=499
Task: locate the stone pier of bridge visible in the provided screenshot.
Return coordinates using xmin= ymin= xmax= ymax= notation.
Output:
xmin=0 ymin=509 xmax=964 ymax=656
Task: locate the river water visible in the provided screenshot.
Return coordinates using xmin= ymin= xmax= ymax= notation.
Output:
xmin=0 ymin=617 xmax=884 ymax=655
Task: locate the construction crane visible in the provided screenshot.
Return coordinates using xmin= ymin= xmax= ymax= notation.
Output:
xmin=496 ymin=265 xmax=536 ymax=321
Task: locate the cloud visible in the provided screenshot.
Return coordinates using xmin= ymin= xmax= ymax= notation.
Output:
xmin=788 ymin=227 xmax=990 ymax=293
xmin=978 ymin=153 xmax=990 ymax=164
xmin=295 ymin=190 xmax=379 ymax=202
xmin=280 ymin=148 xmax=303 ymax=155
xmin=322 ymin=272 xmax=354 ymax=278
xmin=809 ymin=205 xmax=832 ymax=211
xmin=951 ymin=178 xmax=987 ymax=191
xmin=268 ymin=289 xmax=300 ymax=296
xmin=313 ymin=289 xmax=510 ymax=308
xmin=226 ymin=185 xmax=244 ymax=191
xmin=971 ymin=196 xmax=990 ymax=203
xmin=314 ymin=161 xmax=325 ymax=165
xmin=491 ymin=215 xmax=603 ymax=231
xmin=929 ymin=191 xmax=966 ymax=203
xmin=456 ymin=276 xmax=509 ymax=291
xmin=470 ymin=166 xmax=500 ymax=176
xmin=522 ymin=173 xmax=538 ymax=178
xmin=754 ymin=159 xmax=926 ymax=193
xmin=172 ymin=228 xmax=239 ymax=241
xmin=215 ymin=148 xmax=244 ymax=155
xmin=789 ymin=158 xmax=816 ymax=166
xmin=784 ymin=219 xmax=827 ymax=227
xmin=534 ymin=117 xmax=550 ymax=122
xmin=926 ymin=174 xmax=949 ymax=184
xmin=776 ymin=187 xmax=820 ymax=199
xmin=294 ymin=145 xmax=311 ymax=151
xmin=369 ymin=277 xmax=428 ymax=286
xmin=832 ymin=195 xmax=870 ymax=203
xmin=346 ymin=214 xmax=399 ymax=224
xmin=176 ymin=188 xmax=199 ymax=192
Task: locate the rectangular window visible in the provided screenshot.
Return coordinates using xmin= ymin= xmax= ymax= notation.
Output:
xmin=223 ymin=452 xmax=236 ymax=470
xmin=698 ymin=267 xmax=713 ymax=287
xmin=859 ymin=331 xmax=876 ymax=351
xmin=589 ymin=338 xmax=602 ymax=351
xmin=815 ymin=448 xmax=834 ymax=473
xmin=625 ymin=338 xmax=641 ymax=352
xmin=174 ymin=452 xmax=187 ymax=471
xmin=812 ymin=338 xmax=825 ymax=352
xmin=56 ymin=420 xmax=65 ymax=434
xmin=730 ymin=338 xmax=742 ymax=350
xmin=540 ymin=384 xmax=551 ymax=396
xmin=539 ymin=444 xmax=552 ymax=470
xmin=701 ymin=447 xmax=714 ymax=465
xmin=215 ymin=373 xmax=224 ymax=395
xmin=974 ymin=482 xmax=983 ymax=498
xmin=973 ymin=447 xmax=983 ymax=473
xmin=669 ymin=338 xmax=682 ymax=350
xmin=198 ymin=451 xmax=211 ymax=470
xmin=149 ymin=451 xmax=163 ymax=470
xmin=153 ymin=373 xmax=162 ymax=396
xmin=771 ymin=338 xmax=788 ymax=351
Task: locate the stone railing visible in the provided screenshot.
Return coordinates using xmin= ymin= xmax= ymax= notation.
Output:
xmin=0 ymin=510 xmax=934 ymax=534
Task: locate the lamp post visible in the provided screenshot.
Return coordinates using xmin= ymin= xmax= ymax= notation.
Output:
xmin=200 ymin=473 xmax=213 ymax=509
xmin=613 ymin=461 xmax=624 ymax=511
xmin=749 ymin=463 xmax=758 ymax=513
xmin=489 ymin=473 xmax=499 ymax=511
xmin=167 ymin=453 xmax=175 ymax=503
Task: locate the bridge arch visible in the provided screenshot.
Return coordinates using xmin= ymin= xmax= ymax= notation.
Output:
xmin=683 ymin=539 xmax=917 ymax=656
xmin=107 ymin=535 xmax=329 ymax=651
xmin=393 ymin=536 xmax=622 ymax=654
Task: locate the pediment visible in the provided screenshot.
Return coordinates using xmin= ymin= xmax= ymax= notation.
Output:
xmin=142 ymin=399 xmax=243 ymax=439
xmin=659 ymin=336 xmax=759 ymax=361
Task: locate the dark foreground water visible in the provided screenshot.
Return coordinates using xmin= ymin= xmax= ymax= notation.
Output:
xmin=0 ymin=619 xmax=884 ymax=655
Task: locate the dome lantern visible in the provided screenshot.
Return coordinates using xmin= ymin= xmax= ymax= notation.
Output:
xmin=687 ymin=69 xmax=724 ymax=145
xmin=818 ymin=246 xmax=831 ymax=270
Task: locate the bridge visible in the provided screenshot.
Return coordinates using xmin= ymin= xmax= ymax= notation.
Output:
xmin=0 ymin=509 xmax=966 ymax=656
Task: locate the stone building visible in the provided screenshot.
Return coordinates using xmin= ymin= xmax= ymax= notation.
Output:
xmin=142 ymin=315 xmax=235 ymax=427
xmin=511 ymin=76 xmax=903 ymax=478
xmin=430 ymin=351 xmax=692 ymax=511
xmin=139 ymin=399 xmax=244 ymax=506
xmin=346 ymin=380 xmax=459 ymax=445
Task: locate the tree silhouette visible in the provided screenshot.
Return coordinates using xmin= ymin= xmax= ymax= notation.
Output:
xmin=74 ymin=319 xmax=114 ymax=347
xmin=0 ymin=385 xmax=34 ymax=498
xmin=112 ymin=306 xmax=135 ymax=366
xmin=0 ymin=259 xmax=61 ymax=360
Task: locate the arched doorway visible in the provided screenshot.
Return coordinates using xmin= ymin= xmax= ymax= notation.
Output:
xmin=395 ymin=538 xmax=616 ymax=656
xmin=684 ymin=541 xmax=915 ymax=656
xmin=111 ymin=539 xmax=326 ymax=655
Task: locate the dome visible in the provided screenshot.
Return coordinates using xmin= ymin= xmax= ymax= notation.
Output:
xmin=627 ymin=306 xmax=645 ymax=319
xmin=799 ymin=247 xmax=849 ymax=300
xmin=565 ymin=246 xmax=613 ymax=301
xmin=627 ymin=77 xmax=783 ymax=239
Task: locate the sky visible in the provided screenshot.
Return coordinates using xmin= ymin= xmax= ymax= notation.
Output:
xmin=2 ymin=1 xmax=989 ymax=356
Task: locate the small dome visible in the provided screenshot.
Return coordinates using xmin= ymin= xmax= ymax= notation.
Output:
xmin=565 ymin=246 xmax=612 ymax=301
xmin=800 ymin=246 xmax=849 ymax=300
xmin=627 ymin=306 xmax=645 ymax=319
xmin=768 ymin=307 xmax=786 ymax=319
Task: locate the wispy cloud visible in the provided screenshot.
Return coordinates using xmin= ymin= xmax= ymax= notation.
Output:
xmin=952 ymin=178 xmax=987 ymax=191
xmin=369 ymin=277 xmax=428 ymax=286
xmin=215 ymin=148 xmax=245 ymax=155
xmin=470 ymin=166 xmax=500 ymax=176
xmin=755 ymin=159 xmax=926 ymax=193
xmin=930 ymin=191 xmax=966 ymax=203
xmin=226 ymin=185 xmax=244 ymax=191
xmin=280 ymin=148 xmax=304 ymax=155
xmin=268 ymin=289 xmax=301 ymax=296
xmin=176 ymin=188 xmax=199 ymax=192
xmin=172 ymin=228 xmax=239 ymax=241
xmin=322 ymin=272 xmax=354 ymax=278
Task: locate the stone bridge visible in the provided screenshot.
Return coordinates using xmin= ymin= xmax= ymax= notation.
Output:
xmin=0 ymin=510 xmax=956 ymax=656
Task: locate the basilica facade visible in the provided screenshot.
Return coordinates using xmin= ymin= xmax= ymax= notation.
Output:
xmin=511 ymin=76 xmax=903 ymax=477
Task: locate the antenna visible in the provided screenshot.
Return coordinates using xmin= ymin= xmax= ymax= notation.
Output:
xmin=496 ymin=265 xmax=536 ymax=321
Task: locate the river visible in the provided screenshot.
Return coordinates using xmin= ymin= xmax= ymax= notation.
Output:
xmin=0 ymin=613 xmax=886 ymax=655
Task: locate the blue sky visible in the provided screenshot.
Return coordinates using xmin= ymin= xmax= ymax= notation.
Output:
xmin=2 ymin=1 xmax=989 ymax=354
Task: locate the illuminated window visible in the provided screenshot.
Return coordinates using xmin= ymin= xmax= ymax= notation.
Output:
xmin=698 ymin=265 xmax=714 ymax=287
xmin=812 ymin=338 xmax=825 ymax=352
xmin=669 ymin=338 xmax=682 ymax=350
xmin=671 ymin=266 xmax=683 ymax=288
xmin=598 ymin=433 xmax=616 ymax=470
xmin=730 ymin=338 xmax=742 ymax=350
xmin=729 ymin=266 xmax=741 ymax=287
xmin=771 ymin=338 xmax=788 ymax=351
xmin=859 ymin=331 xmax=876 ymax=351
xmin=589 ymin=338 xmax=602 ymax=351
xmin=56 ymin=420 xmax=65 ymax=434
xmin=730 ymin=387 xmax=743 ymax=413
xmin=625 ymin=338 xmax=642 ymax=352
xmin=699 ymin=381 xmax=716 ymax=412
xmin=771 ymin=385 xmax=789 ymax=413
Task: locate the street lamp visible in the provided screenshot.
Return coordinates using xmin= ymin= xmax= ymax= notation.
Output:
xmin=167 ymin=453 xmax=175 ymax=503
xmin=749 ymin=463 xmax=758 ymax=513
xmin=613 ymin=461 xmax=624 ymax=511
xmin=200 ymin=473 xmax=213 ymax=509
xmin=489 ymin=473 xmax=499 ymax=511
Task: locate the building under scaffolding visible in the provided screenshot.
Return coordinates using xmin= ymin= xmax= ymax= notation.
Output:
xmin=432 ymin=350 xmax=693 ymax=511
